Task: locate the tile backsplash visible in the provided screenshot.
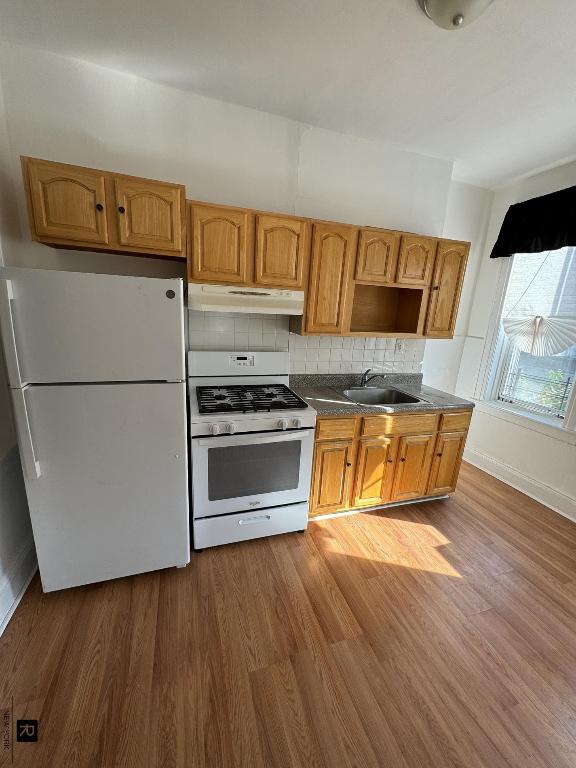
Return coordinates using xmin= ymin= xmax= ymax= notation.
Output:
xmin=188 ymin=311 xmax=290 ymax=352
xmin=289 ymin=334 xmax=425 ymax=374
xmin=188 ymin=311 xmax=425 ymax=374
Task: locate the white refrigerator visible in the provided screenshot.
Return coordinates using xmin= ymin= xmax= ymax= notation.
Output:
xmin=0 ymin=267 xmax=190 ymax=592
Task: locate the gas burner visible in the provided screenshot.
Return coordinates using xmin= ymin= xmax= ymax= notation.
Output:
xmin=196 ymin=383 xmax=308 ymax=415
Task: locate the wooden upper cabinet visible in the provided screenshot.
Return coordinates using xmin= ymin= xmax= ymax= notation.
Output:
xmin=427 ymin=431 xmax=467 ymax=495
xmin=396 ymin=235 xmax=437 ymax=286
xmin=306 ymin=222 xmax=357 ymax=334
xmin=189 ymin=203 xmax=251 ymax=284
xmin=426 ymin=240 xmax=469 ymax=338
xmin=254 ymin=214 xmax=309 ymax=289
xmin=353 ymin=437 xmax=396 ymax=508
xmin=24 ymin=158 xmax=109 ymax=245
xmin=114 ymin=178 xmax=183 ymax=252
xmin=309 ymin=439 xmax=355 ymax=517
xmin=390 ymin=433 xmax=435 ymax=502
xmin=355 ymin=229 xmax=400 ymax=284
xmin=22 ymin=157 xmax=185 ymax=258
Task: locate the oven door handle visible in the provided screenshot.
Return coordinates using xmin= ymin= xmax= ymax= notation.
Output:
xmin=193 ymin=428 xmax=315 ymax=447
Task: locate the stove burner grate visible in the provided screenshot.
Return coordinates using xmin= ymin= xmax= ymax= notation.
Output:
xmin=196 ymin=383 xmax=308 ymax=414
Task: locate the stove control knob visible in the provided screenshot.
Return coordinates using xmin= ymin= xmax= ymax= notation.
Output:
xmin=292 ymin=418 xmax=302 ymax=429
xmin=278 ymin=418 xmax=289 ymax=430
xmin=226 ymin=422 xmax=237 ymax=434
xmin=210 ymin=423 xmax=221 ymax=436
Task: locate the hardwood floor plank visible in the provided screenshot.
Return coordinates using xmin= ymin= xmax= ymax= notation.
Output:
xmin=2 ymin=463 xmax=576 ymax=767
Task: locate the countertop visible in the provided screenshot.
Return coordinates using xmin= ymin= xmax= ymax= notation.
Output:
xmin=292 ymin=382 xmax=475 ymax=417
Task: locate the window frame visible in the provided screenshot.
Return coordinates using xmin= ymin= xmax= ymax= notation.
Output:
xmin=484 ymin=252 xmax=576 ymax=432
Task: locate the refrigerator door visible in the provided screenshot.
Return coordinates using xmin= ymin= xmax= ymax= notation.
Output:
xmin=0 ymin=268 xmax=185 ymax=385
xmin=18 ymin=382 xmax=189 ymax=591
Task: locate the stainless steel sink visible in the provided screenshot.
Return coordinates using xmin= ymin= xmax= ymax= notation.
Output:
xmin=343 ymin=387 xmax=422 ymax=406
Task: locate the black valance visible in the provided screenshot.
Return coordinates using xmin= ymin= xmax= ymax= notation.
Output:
xmin=490 ymin=185 xmax=576 ymax=259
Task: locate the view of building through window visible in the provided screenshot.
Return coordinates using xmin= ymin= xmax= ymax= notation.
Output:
xmin=495 ymin=246 xmax=576 ymax=419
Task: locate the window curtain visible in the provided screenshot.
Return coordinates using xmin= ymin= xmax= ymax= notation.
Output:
xmin=489 ymin=185 xmax=576 ymax=259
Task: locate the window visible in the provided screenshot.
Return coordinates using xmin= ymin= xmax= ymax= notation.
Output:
xmin=492 ymin=246 xmax=576 ymax=421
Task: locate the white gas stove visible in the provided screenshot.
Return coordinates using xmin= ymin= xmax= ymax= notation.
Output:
xmin=188 ymin=351 xmax=317 ymax=550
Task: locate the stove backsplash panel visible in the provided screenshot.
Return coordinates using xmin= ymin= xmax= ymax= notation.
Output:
xmin=188 ymin=311 xmax=425 ymax=375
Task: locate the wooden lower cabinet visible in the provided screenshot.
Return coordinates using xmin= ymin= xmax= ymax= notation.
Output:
xmin=352 ymin=437 xmax=396 ymax=508
xmin=309 ymin=413 xmax=470 ymax=518
xmin=427 ymin=431 xmax=467 ymax=495
xmin=390 ymin=433 xmax=435 ymax=502
xmin=310 ymin=440 xmax=356 ymax=515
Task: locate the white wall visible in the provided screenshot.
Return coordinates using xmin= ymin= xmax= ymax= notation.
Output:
xmin=0 ymin=43 xmax=453 ymax=276
xmin=0 ymin=72 xmax=36 ymax=635
xmin=422 ymin=181 xmax=493 ymax=392
xmin=0 ymin=42 xmax=448 ymax=379
xmin=455 ymin=160 xmax=576 ymax=520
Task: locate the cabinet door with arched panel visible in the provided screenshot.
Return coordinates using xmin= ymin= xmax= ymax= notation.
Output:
xmin=352 ymin=436 xmax=397 ymax=508
xmin=254 ymin=214 xmax=310 ymax=289
xmin=25 ymin=158 xmax=109 ymax=245
xmin=396 ymin=235 xmax=437 ymax=286
xmin=425 ymin=239 xmax=469 ymax=338
xmin=114 ymin=177 xmax=183 ymax=252
xmin=355 ymin=229 xmax=400 ymax=284
xmin=305 ymin=222 xmax=357 ymax=334
xmin=189 ymin=203 xmax=251 ymax=284
xmin=427 ymin=431 xmax=467 ymax=495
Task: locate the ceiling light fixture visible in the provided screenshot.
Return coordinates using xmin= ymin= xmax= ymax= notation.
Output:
xmin=417 ymin=0 xmax=494 ymax=29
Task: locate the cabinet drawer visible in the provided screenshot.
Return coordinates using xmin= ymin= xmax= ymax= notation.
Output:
xmin=439 ymin=411 xmax=472 ymax=432
xmin=362 ymin=413 xmax=438 ymax=437
xmin=315 ymin=417 xmax=357 ymax=441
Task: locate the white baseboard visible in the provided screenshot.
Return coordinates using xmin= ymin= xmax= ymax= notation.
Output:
xmin=0 ymin=538 xmax=37 ymax=637
xmin=463 ymin=447 xmax=576 ymax=524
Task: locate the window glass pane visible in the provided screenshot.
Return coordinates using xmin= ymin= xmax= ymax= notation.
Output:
xmin=208 ymin=440 xmax=301 ymax=500
xmin=496 ymin=246 xmax=576 ymax=420
xmin=498 ymin=344 xmax=576 ymax=418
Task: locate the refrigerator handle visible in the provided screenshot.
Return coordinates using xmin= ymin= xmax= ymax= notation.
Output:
xmin=0 ymin=279 xmax=23 ymax=387
xmin=11 ymin=389 xmax=41 ymax=480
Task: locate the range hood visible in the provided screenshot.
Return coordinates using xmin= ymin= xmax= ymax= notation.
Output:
xmin=188 ymin=283 xmax=304 ymax=315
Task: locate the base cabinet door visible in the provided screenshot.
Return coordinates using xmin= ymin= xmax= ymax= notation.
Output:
xmin=425 ymin=240 xmax=469 ymax=338
xmin=305 ymin=222 xmax=357 ymax=334
xmin=352 ymin=437 xmax=396 ymax=508
xmin=114 ymin=177 xmax=183 ymax=252
xmin=25 ymin=158 xmax=109 ymax=245
xmin=189 ymin=203 xmax=251 ymax=284
xmin=396 ymin=235 xmax=437 ymax=286
xmin=391 ymin=433 xmax=435 ymax=502
xmin=427 ymin=431 xmax=467 ymax=495
xmin=309 ymin=440 xmax=355 ymax=516
xmin=254 ymin=214 xmax=310 ymax=288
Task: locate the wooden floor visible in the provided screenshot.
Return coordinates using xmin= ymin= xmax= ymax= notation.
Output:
xmin=2 ymin=463 xmax=576 ymax=767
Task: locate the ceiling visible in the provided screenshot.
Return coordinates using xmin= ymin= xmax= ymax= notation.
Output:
xmin=1 ymin=0 xmax=576 ymax=188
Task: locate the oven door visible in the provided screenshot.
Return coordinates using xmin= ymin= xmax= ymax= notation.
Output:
xmin=191 ymin=429 xmax=314 ymax=518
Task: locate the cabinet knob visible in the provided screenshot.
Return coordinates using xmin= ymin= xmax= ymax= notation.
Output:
xmin=387 ymin=458 xmax=394 ymax=463
xmin=346 ymin=462 xmax=352 ymax=467
xmin=437 ymin=452 xmax=443 ymax=457
xmin=118 ymin=206 xmax=126 ymax=214
xmin=400 ymin=457 xmax=406 ymax=462
xmin=432 ymin=285 xmax=439 ymax=291
xmin=96 ymin=203 xmax=103 ymax=211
